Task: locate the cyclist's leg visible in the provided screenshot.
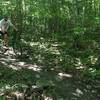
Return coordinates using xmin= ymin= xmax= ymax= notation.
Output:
xmin=0 ymin=31 xmax=2 ymax=35
xmin=40 ymin=95 xmax=45 ymax=100
xmin=1 ymin=32 xmax=9 ymax=53
xmin=0 ymin=32 xmax=6 ymax=53
xmin=0 ymin=31 xmax=4 ymax=45
xmin=3 ymin=32 xmax=8 ymax=46
xmin=0 ymin=31 xmax=3 ymax=39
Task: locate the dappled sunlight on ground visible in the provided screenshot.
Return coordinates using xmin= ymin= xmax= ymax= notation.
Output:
xmin=58 ymin=72 xmax=72 ymax=78
xmin=72 ymin=88 xmax=83 ymax=97
xmin=44 ymin=96 xmax=53 ymax=100
xmin=28 ymin=63 xmax=42 ymax=72
xmin=9 ymin=64 xmax=21 ymax=70
xmin=0 ymin=44 xmax=100 ymax=100
xmin=22 ymin=40 xmax=61 ymax=55
xmin=4 ymin=47 xmax=16 ymax=56
xmin=2 ymin=59 xmax=42 ymax=71
xmin=0 ymin=46 xmax=42 ymax=72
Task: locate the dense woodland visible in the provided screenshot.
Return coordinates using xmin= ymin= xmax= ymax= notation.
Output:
xmin=0 ymin=0 xmax=100 ymax=100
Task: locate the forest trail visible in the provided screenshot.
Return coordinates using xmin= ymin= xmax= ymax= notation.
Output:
xmin=0 ymin=46 xmax=41 ymax=71
xmin=0 ymin=46 xmax=100 ymax=100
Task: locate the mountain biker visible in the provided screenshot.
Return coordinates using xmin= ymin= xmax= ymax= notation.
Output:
xmin=0 ymin=15 xmax=18 ymax=47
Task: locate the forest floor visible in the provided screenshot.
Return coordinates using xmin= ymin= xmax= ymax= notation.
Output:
xmin=0 ymin=44 xmax=100 ymax=100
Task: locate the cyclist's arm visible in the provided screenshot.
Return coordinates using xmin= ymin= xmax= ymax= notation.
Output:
xmin=9 ymin=20 xmax=18 ymax=31
xmin=0 ymin=19 xmax=5 ymax=33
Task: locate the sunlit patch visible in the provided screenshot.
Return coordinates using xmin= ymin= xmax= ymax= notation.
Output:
xmin=0 ymin=61 xmax=7 ymax=66
xmin=9 ymin=65 xmax=20 ymax=70
xmin=88 ymin=68 xmax=96 ymax=73
xmin=0 ymin=84 xmax=26 ymax=94
xmin=28 ymin=64 xmax=42 ymax=72
xmin=29 ymin=42 xmax=39 ymax=46
xmin=29 ymin=41 xmax=61 ymax=55
xmin=0 ymin=58 xmax=7 ymax=61
xmin=11 ymin=91 xmax=24 ymax=98
xmin=74 ymin=58 xmax=85 ymax=69
xmin=58 ymin=72 xmax=72 ymax=78
xmin=12 ymin=61 xmax=26 ymax=67
xmin=74 ymin=58 xmax=82 ymax=66
xmin=2 ymin=1 xmax=11 ymax=5
xmin=89 ymin=56 xmax=98 ymax=65
xmin=72 ymin=88 xmax=83 ymax=97
xmin=39 ymin=44 xmax=46 ymax=49
xmin=43 ymin=96 xmax=53 ymax=100
xmin=8 ymin=58 xmax=16 ymax=61
xmin=7 ymin=50 xmax=15 ymax=55
xmin=76 ymin=66 xmax=84 ymax=69
xmin=21 ymin=39 xmax=27 ymax=44
xmin=18 ymin=62 xmax=26 ymax=66
xmin=5 ymin=85 xmax=11 ymax=90
xmin=3 ymin=47 xmax=16 ymax=56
